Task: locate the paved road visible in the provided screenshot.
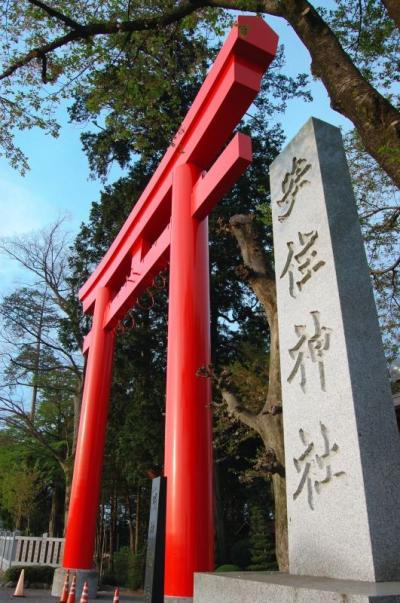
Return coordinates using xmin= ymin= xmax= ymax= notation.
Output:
xmin=0 ymin=588 xmax=144 ymax=602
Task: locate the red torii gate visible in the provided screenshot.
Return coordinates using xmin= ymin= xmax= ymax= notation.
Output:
xmin=62 ymin=16 xmax=278 ymax=600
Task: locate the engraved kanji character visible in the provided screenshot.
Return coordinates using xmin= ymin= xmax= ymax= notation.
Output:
xmin=287 ymin=311 xmax=332 ymax=392
xmin=293 ymin=423 xmax=345 ymax=510
xmin=277 ymin=157 xmax=311 ymax=222
xmin=280 ymin=231 xmax=326 ymax=298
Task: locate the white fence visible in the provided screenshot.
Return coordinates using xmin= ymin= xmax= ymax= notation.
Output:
xmin=0 ymin=532 xmax=64 ymax=570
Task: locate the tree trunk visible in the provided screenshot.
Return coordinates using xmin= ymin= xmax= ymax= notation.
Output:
xmin=72 ymin=371 xmax=85 ymax=456
xmin=226 ymin=214 xmax=289 ymax=570
xmin=109 ymin=482 xmax=117 ymax=560
xmin=209 ymin=0 xmax=400 ymax=188
xmin=48 ymin=489 xmax=57 ymax=537
xmin=125 ymin=491 xmax=136 ymax=553
xmin=30 ymin=290 xmax=47 ymax=424
xmin=214 ymin=461 xmax=228 ymax=564
xmin=277 ymin=0 xmax=400 ymax=188
xmin=134 ymin=487 xmax=141 ymax=555
xmin=49 ymin=481 xmax=65 ymax=537
xmin=62 ymin=371 xmax=84 ymax=533
xmin=96 ymin=502 xmax=105 ymax=569
xmin=381 ymin=0 xmax=400 ymax=28
xmin=63 ymin=464 xmax=73 ymax=534
xmin=128 ymin=520 xmax=135 ymax=554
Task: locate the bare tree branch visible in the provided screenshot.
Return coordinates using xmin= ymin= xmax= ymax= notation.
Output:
xmin=220 ymin=387 xmax=260 ymax=431
xmin=0 ymin=1 xmax=221 ymax=82
xmin=27 ymin=0 xmax=84 ymax=30
xmin=371 ymin=255 xmax=400 ymax=276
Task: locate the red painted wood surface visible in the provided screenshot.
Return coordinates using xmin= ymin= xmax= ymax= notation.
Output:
xmin=164 ymin=163 xmax=214 ymax=596
xmin=63 ymin=287 xmax=115 ymax=569
xmin=63 ymin=16 xmax=278 ymax=599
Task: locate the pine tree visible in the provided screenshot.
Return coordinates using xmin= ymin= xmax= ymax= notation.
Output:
xmin=247 ymin=504 xmax=277 ymax=571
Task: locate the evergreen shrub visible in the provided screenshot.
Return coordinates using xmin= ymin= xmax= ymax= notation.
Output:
xmin=109 ymin=546 xmax=145 ymax=590
xmin=215 ymin=564 xmax=241 ymax=572
xmin=230 ymin=538 xmax=251 ymax=568
xmin=4 ymin=565 xmax=53 ymax=585
xmin=112 ymin=546 xmax=131 ymax=585
xmin=99 ymin=570 xmax=118 ymax=586
xmin=247 ymin=505 xmax=278 ymax=571
xmin=127 ymin=550 xmax=145 ymax=590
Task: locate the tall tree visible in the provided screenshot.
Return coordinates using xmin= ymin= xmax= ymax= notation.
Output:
xmin=0 ymin=221 xmax=85 ymax=449
xmin=344 ymin=130 xmax=400 ymax=361
xmin=0 ymin=1 xmax=398 ymax=186
xmin=0 ymin=224 xmax=85 ymax=529
xmin=1 ymin=287 xmax=58 ymax=422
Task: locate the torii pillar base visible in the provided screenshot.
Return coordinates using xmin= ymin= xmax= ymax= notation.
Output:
xmin=51 ymin=568 xmax=98 ymax=599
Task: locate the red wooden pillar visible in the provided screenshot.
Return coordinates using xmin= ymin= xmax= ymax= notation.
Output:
xmin=164 ymin=163 xmax=214 ymax=599
xmin=63 ymin=286 xmax=115 ymax=569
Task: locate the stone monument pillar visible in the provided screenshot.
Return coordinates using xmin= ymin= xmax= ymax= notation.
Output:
xmin=272 ymin=117 xmax=400 ymax=584
xmin=194 ymin=118 xmax=400 ymax=602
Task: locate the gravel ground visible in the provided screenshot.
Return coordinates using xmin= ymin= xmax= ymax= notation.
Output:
xmin=0 ymin=588 xmax=144 ymax=602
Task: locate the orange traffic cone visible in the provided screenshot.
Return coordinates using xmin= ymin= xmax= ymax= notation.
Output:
xmin=13 ymin=569 xmax=25 ymax=597
xmin=66 ymin=574 xmax=76 ymax=603
xmin=79 ymin=581 xmax=89 ymax=603
xmin=59 ymin=570 xmax=70 ymax=603
xmin=113 ymin=586 xmax=120 ymax=603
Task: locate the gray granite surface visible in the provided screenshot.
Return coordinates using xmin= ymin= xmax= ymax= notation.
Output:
xmin=194 ymin=572 xmax=400 ymax=603
xmin=270 ymin=118 xmax=400 ymax=582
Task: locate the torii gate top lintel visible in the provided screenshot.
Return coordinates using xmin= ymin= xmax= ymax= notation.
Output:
xmin=79 ymin=16 xmax=278 ymax=342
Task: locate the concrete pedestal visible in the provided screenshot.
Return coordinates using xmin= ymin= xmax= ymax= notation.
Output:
xmin=51 ymin=567 xmax=98 ymax=599
xmin=194 ymin=572 xmax=400 ymax=602
xmin=165 ymin=597 xmax=193 ymax=602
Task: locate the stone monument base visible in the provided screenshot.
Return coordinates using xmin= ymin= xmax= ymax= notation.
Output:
xmin=51 ymin=567 xmax=98 ymax=599
xmin=194 ymin=572 xmax=400 ymax=602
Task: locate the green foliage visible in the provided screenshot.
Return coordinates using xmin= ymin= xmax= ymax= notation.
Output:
xmin=230 ymin=539 xmax=251 ymax=569
xmin=71 ymin=19 xmax=213 ymax=178
xmin=127 ymin=550 xmax=145 ymax=591
xmin=0 ymin=271 xmax=80 ymax=534
xmin=326 ymin=0 xmax=399 ymax=97
xmin=112 ymin=546 xmax=131 ymax=585
xmin=0 ymin=437 xmax=41 ymax=531
xmin=215 ymin=564 xmax=241 ymax=572
xmin=109 ymin=546 xmax=144 ymax=590
xmin=247 ymin=505 xmax=277 ymax=571
xmin=4 ymin=565 xmax=54 ymax=585
xmin=0 ymin=466 xmax=40 ymax=529
xmin=345 ymin=130 xmax=400 ymax=361
xmin=100 ymin=570 xmax=118 ymax=587
xmin=0 ymin=1 xmax=312 ymax=176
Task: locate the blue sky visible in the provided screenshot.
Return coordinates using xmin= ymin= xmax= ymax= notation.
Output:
xmin=0 ymin=8 xmax=351 ymax=296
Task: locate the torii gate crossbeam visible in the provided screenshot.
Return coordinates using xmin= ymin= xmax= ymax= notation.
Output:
xmin=62 ymin=16 xmax=278 ymax=601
